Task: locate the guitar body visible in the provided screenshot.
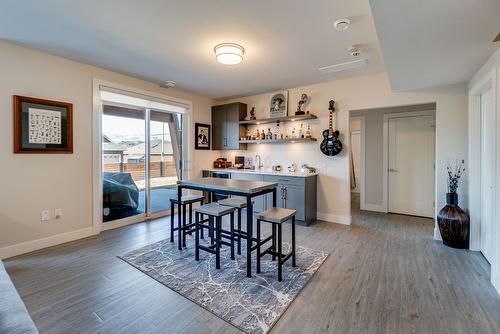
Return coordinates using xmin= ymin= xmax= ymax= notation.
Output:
xmin=320 ymin=100 xmax=343 ymax=156
xmin=320 ymin=129 xmax=342 ymax=156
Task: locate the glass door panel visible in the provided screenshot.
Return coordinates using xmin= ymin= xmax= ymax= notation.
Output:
xmin=102 ymin=107 xmax=146 ymax=222
xmin=149 ymin=110 xmax=183 ymax=213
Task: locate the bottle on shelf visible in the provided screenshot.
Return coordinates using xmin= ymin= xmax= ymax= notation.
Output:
xmin=260 ymin=129 xmax=265 ymax=140
xmin=299 ymin=123 xmax=304 ymax=138
xmin=305 ymin=124 xmax=312 ymax=139
xmin=266 ymin=128 xmax=272 ymax=140
xmin=291 ymin=127 xmax=296 ymax=139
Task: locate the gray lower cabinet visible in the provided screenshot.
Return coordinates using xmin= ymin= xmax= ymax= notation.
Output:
xmin=263 ymin=175 xmax=317 ymax=225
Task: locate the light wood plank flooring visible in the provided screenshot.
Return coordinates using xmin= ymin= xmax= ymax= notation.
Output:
xmin=4 ymin=195 xmax=500 ymax=334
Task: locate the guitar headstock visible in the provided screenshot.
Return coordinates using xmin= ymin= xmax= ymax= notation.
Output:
xmin=328 ymin=100 xmax=336 ymax=111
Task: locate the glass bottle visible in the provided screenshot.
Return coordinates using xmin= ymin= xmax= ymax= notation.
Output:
xmin=266 ymin=128 xmax=272 ymax=140
xmin=305 ymin=124 xmax=312 ymax=139
xmin=261 ymin=129 xmax=265 ymax=140
xmin=299 ymin=123 xmax=304 ymax=138
xmin=291 ymin=127 xmax=296 ymax=139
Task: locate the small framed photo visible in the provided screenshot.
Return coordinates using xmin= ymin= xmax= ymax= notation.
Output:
xmin=269 ymin=90 xmax=288 ymax=118
xmin=13 ymin=95 xmax=73 ymax=154
xmin=195 ymin=123 xmax=211 ymax=150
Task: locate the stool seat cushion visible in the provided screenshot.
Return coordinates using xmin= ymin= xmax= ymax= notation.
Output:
xmin=170 ymin=194 xmax=204 ymax=204
xmin=195 ymin=203 xmax=236 ymax=217
xmin=217 ymin=197 xmax=251 ymax=208
xmin=256 ymin=207 xmax=296 ymax=223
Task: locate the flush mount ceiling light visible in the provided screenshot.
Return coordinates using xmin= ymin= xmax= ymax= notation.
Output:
xmin=214 ymin=43 xmax=245 ymax=65
xmin=333 ymin=18 xmax=351 ymax=31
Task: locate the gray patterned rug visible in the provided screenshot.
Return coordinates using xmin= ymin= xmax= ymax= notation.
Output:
xmin=119 ymin=237 xmax=327 ymax=334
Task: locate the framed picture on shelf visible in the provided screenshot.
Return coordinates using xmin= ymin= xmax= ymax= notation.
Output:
xmin=195 ymin=123 xmax=211 ymax=150
xmin=269 ymin=90 xmax=288 ymax=118
xmin=13 ymin=95 xmax=73 ymax=153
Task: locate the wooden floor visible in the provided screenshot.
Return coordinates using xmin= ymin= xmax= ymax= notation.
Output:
xmin=5 ymin=194 xmax=500 ymax=334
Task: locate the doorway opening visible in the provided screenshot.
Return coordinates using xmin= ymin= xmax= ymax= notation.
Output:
xmin=349 ymin=103 xmax=437 ymax=220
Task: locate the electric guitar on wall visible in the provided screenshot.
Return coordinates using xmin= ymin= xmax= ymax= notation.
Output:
xmin=320 ymin=100 xmax=343 ymax=156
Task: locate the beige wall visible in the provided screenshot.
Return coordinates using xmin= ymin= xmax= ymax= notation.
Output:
xmin=0 ymin=41 xmax=216 ymax=256
xmin=218 ymin=72 xmax=468 ymax=226
xmin=350 ymin=104 xmax=436 ymax=208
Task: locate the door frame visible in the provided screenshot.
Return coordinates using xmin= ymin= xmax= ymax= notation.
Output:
xmin=382 ymin=110 xmax=436 ymax=214
xmin=469 ymin=67 xmax=500 ymax=292
xmin=349 ymin=116 xmax=366 ymax=209
xmin=92 ymin=79 xmax=193 ymax=233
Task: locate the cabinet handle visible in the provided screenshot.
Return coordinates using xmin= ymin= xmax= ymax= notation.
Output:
xmin=278 ymin=178 xmax=289 ymax=182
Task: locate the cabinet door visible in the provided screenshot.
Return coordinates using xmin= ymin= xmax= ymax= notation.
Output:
xmin=211 ymin=106 xmax=227 ymax=150
xmin=283 ymin=184 xmax=305 ymax=221
xmin=266 ymin=186 xmax=285 ymax=210
xmin=225 ymin=104 xmax=242 ymax=149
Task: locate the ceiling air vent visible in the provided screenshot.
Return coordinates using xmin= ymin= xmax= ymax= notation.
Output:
xmin=318 ymin=59 xmax=367 ymax=74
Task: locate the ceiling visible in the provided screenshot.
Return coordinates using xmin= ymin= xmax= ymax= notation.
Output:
xmin=0 ymin=0 xmax=385 ymax=99
xmin=369 ymin=0 xmax=500 ymax=91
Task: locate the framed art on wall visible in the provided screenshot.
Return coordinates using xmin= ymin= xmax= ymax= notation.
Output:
xmin=13 ymin=95 xmax=73 ymax=153
xmin=269 ymin=90 xmax=288 ymax=118
xmin=195 ymin=123 xmax=211 ymax=150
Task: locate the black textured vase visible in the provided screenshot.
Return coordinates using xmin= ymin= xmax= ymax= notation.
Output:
xmin=437 ymin=193 xmax=469 ymax=249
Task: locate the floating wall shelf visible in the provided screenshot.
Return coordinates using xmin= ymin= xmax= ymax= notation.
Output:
xmin=239 ymin=138 xmax=317 ymax=144
xmin=239 ymin=114 xmax=317 ymax=125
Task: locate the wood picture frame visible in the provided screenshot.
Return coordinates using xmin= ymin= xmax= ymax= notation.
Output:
xmin=195 ymin=123 xmax=211 ymax=150
xmin=14 ymin=95 xmax=73 ymax=153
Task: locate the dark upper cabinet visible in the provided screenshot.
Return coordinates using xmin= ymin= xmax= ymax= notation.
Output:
xmin=211 ymin=102 xmax=247 ymax=150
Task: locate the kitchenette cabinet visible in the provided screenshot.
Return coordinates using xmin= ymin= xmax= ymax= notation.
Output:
xmin=211 ymin=102 xmax=247 ymax=150
xmin=204 ymin=169 xmax=317 ymax=225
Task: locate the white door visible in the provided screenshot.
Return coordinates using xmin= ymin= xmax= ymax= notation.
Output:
xmin=388 ymin=115 xmax=435 ymax=217
xmin=480 ymin=87 xmax=495 ymax=263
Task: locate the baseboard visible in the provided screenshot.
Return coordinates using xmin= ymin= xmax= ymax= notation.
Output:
xmin=360 ymin=203 xmax=386 ymax=213
xmin=317 ymin=212 xmax=351 ymax=225
xmin=0 ymin=227 xmax=97 ymax=260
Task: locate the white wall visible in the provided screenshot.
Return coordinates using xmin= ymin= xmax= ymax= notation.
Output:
xmin=218 ymin=72 xmax=468 ymax=228
xmin=469 ymin=47 xmax=500 ymax=293
xmin=0 ymin=41 xmax=216 ymax=258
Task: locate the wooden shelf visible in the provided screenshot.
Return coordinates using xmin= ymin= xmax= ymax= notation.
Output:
xmin=239 ymin=114 xmax=317 ymax=125
xmin=239 ymin=138 xmax=317 ymax=144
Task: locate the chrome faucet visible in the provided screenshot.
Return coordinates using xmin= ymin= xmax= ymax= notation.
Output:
xmin=255 ymin=154 xmax=263 ymax=170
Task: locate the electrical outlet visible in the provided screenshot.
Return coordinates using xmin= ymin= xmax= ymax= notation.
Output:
xmin=55 ymin=208 xmax=63 ymax=219
xmin=40 ymin=210 xmax=50 ymax=222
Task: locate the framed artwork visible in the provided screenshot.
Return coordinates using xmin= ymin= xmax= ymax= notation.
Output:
xmin=269 ymin=90 xmax=288 ymax=118
xmin=195 ymin=123 xmax=211 ymax=150
xmin=13 ymin=95 xmax=73 ymax=153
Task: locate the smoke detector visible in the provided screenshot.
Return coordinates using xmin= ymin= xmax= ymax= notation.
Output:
xmin=347 ymin=45 xmax=361 ymax=57
xmin=160 ymin=81 xmax=176 ymax=89
xmin=333 ymin=18 xmax=351 ymax=31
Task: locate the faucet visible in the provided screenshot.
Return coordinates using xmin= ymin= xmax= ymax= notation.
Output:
xmin=255 ymin=154 xmax=263 ymax=170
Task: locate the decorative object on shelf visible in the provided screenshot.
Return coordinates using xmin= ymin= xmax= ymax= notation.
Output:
xmin=301 ymin=164 xmax=316 ymax=173
xmin=437 ymin=160 xmax=469 ymax=249
xmin=269 ymin=90 xmax=288 ymax=118
xmin=195 ymin=123 xmax=211 ymax=150
xmin=295 ymin=93 xmax=309 ymax=116
xmin=245 ymin=107 xmax=256 ymax=121
xmin=213 ymin=158 xmax=232 ymax=169
xmin=13 ymin=95 xmax=73 ymax=154
xmin=287 ymin=164 xmax=297 ymax=172
xmin=272 ymin=165 xmax=282 ymax=172
xmin=320 ymin=100 xmax=342 ymax=156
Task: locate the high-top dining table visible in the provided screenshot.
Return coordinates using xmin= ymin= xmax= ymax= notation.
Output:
xmin=177 ymin=177 xmax=278 ymax=278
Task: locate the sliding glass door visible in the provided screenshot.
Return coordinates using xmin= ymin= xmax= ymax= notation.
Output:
xmin=100 ymin=90 xmax=185 ymax=224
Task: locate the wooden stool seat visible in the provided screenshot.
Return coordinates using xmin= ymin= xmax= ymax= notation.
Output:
xmin=256 ymin=207 xmax=296 ymax=224
xmin=217 ymin=197 xmax=248 ymax=208
xmin=170 ymin=194 xmax=205 ymax=205
xmin=195 ymin=203 xmax=236 ymax=217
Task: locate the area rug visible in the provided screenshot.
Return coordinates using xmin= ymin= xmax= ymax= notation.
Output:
xmin=119 ymin=237 xmax=328 ymax=334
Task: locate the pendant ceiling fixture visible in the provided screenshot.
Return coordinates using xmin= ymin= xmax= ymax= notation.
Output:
xmin=214 ymin=43 xmax=245 ymax=65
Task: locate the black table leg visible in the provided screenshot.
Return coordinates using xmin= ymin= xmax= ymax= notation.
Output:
xmin=177 ymin=185 xmax=182 ymax=250
xmin=246 ymin=196 xmax=253 ymax=278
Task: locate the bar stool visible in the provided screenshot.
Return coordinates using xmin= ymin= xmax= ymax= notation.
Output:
xmin=255 ymin=207 xmax=297 ymax=281
xmin=170 ymin=194 xmax=204 ymax=249
xmin=217 ymin=197 xmax=253 ymax=255
xmin=195 ymin=203 xmax=236 ymax=269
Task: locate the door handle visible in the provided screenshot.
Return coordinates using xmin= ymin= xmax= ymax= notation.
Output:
xmin=388 ymin=168 xmax=398 ymax=172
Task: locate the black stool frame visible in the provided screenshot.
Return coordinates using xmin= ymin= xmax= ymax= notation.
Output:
xmin=170 ymin=197 xmax=205 ymax=250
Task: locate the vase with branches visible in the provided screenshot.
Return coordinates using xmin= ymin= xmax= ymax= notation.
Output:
xmin=446 ymin=159 xmax=465 ymax=205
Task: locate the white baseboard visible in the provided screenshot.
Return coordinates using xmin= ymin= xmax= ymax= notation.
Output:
xmin=317 ymin=212 xmax=351 ymax=225
xmin=0 ymin=227 xmax=97 ymax=260
xmin=360 ymin=203 xmax=386 ymax=213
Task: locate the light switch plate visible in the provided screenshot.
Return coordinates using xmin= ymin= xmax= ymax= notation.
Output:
xmin=40 ymin=210 xmax=50 ymax=222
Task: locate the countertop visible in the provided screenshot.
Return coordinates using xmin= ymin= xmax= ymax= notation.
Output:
xmin=204 ymin=168 xmax=318 ymax=178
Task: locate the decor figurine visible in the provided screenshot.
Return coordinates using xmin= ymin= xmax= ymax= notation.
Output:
xmin=437 ymin=160 xmax=469 ymax=249
xmin=295 ymin=93 xmax=309 ymax=115
xmin=249 ymin=107 xmax=256 ymax=120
